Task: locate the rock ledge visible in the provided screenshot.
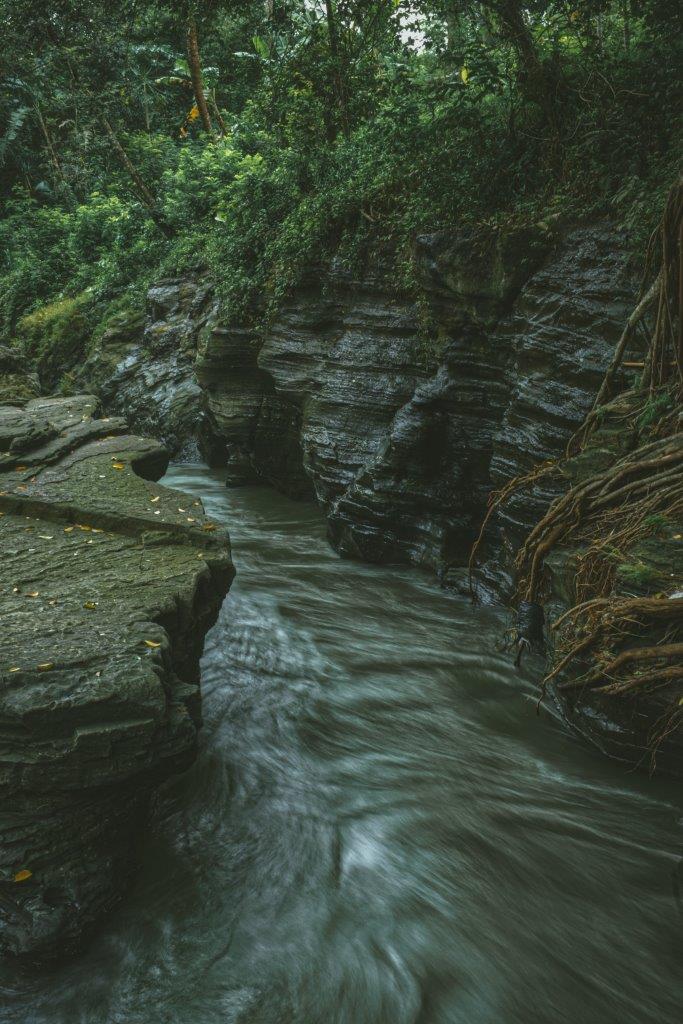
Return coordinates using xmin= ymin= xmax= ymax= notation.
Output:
xmin=0 ymin=395 xmax=234 ymax=959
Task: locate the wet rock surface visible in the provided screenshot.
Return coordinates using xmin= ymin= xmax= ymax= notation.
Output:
xmin=78 ymin=278 xmax=212 ymax=457
xmin=0 ymin=395 xmax=233 ymax=959
xmin=193 ymin=224 xmax=633 ymax=589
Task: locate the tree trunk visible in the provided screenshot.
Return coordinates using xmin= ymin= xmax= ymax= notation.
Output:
xmin=35 ymin=106 xmax=66 ymax=184
xmin=102 ymin=117 xmax=174 ymax=238
xmin=494 ymin=0 xmax=559 ymax=136
xmin=186 ymin=15 xmax=213 ymax=135
xmin=324 ymin=0 xmax=350 ymax=139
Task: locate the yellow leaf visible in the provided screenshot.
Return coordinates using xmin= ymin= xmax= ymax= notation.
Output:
xmin=83 ymin=601 xmax=98 ymax=610
xmin=188 ymin=104 xmax=200 ymax=122
xmin=76 ymin=524 xmax=92 ymax=532
xmin=26 ymin=591 xmax=40 ymax=598
xmin=144 ymin=640 xmax=162 ymax=648
xmin=8 ymin=667 xmax=21 ymax=673
xmin=64 ymin=525 xmax=75 ymax=533
xmin=111 ymin=461 xmax=125 ymax=470
xmin=14 ymin=869 xmax=32 ymax=883
xmin=150 ymin=496 xmax=160 ymax=503
xmin=202 ymin=523 xmax=216 ymax=532
xmin=37 ymin=662 xmax=54 ymax=672
xmin=14 ymin=465 xmax=28 ymax=472
xmin=460 ymin=67 xmax=469 ymax=84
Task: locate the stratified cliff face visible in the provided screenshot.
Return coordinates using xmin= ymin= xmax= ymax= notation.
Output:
xmin=0 ymin=396 xmax=233 ymax=959
xmin=193 ymin=223 xmax=634 ymax=590
xmin=78 ymin=279 xmax=213 ymax=457
xmin=79 ymin=222 xmax=634 ymax=594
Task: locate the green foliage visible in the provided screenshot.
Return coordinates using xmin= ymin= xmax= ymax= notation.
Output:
xmin=637 ymin=390 xmax=675 ymax=429
xmin=16 ymin=292 xmax=93 ymax=388
xmin=615 ymin=560 xmax=661 ymax=588
xmin=0 ymin=0 xmax=681 ymax=340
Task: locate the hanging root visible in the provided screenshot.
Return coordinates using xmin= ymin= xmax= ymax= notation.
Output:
xmin=569 ymin=176 xmax=683 ymax=455
xmin=545 ymin=596 xmax=683 ymax=749
xmin=467 ymin=460 xmax=558 ymax=598
xmin=467 ymin=178 xmax=683 ymax=751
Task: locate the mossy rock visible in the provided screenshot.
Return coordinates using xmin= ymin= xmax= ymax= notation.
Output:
xmin=16 ymin=293 xmax=94 ymax=392
xmin=0 ymin=344 xmax=41 ymax=405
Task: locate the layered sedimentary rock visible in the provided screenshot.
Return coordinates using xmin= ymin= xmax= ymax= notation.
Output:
xmin=0 ymin=395 xmax=233 ymax=958
xmin=78 ymin=223 xmax=632 ymax=597
xmin=78 ymin=278 xmax=212 ymax=456
xmin=193 ymin=224 xmax=633 ymax=590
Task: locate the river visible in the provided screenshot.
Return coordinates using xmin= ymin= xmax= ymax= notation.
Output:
xmin=2 ymin=464 xmax=681 ymax=1024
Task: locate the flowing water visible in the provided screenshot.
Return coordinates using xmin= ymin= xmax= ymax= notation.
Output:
xmin=2 ymin=464 xmax=681 ymax=1024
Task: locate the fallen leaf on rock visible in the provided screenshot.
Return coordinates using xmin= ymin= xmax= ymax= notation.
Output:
xmin=186 ymin=517 xmax=195 ymax=523
xmin=64 ymin=526 xmax=75 ymax=533
xmin=26 ymin=591 xmax=39 ymax=598
xmin=38 ymin=535 xmax=53 ymax=540
xmin=111 ymin=461 xmax=125 ymax=470
xmin=202 ymin=523 xmax=216 ymax=532
xmin=83 ymin=601 xmax=98 ymax=610
xmin=14 ymin=869 xmax=32 ymax=883
xmin=144 ymin=640 xmax=162 ymax=649
xmin=14 ymin=465 xmax=27 ymax=472
xmin=8 ymin=667 xmax=20 ymax=673
xmin=76 ymin=524 xmax=92 ymax=532
xmin=150 ymin=496 xmax=160 ymax=503
xmin=37 ymin=662 xmax=54 ymax=672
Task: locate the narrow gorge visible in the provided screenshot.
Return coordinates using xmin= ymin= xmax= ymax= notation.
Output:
xmin=1 ymin=4 xmax=681 ymax=1021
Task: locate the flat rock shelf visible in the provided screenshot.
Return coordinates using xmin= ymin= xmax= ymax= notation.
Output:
xmin=0 ymin=395 xmax=234 ymax=960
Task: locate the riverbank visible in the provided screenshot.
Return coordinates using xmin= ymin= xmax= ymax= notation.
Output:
xmin=2 ymin=464 xmax=680 ymax=1024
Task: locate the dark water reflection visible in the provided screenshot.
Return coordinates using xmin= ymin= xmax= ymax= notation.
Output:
xmin=2 ymin=465 xmax=681 ymax=1024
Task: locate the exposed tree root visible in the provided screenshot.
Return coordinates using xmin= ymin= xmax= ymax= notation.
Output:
xmin=467 ymin=178 xmax=683 ymax=757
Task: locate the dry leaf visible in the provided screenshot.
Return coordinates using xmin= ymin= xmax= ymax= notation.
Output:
xmin=64 ymin=526 xmax=75 ymax=533
xmin=14 ymin=869 xmax=32 ymax=883
xmin=83 ymin=601 xmax=98 ymax=610
xmin=111 ymin=461 xmax=125 ymax=470
xmin=150 ymin=496 xmax=160 ymax=503
xmin=144 ymin=640 xmax=162 ymax=649
xmin=202 ymin=523 xmax=216 ymax=532
xmin=37 ymin=662 xmax=54 ymax=672
xmin=14 ymin=465 xmax=27 ymax=472
xmin=26 ymin=591 xmax=39 ymax=598
xmin=8 ymin=667 xmax=20 ymax=673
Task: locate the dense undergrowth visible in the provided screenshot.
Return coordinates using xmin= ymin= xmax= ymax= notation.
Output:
xmin=1 ymin=1 xmax=681 ymax=352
